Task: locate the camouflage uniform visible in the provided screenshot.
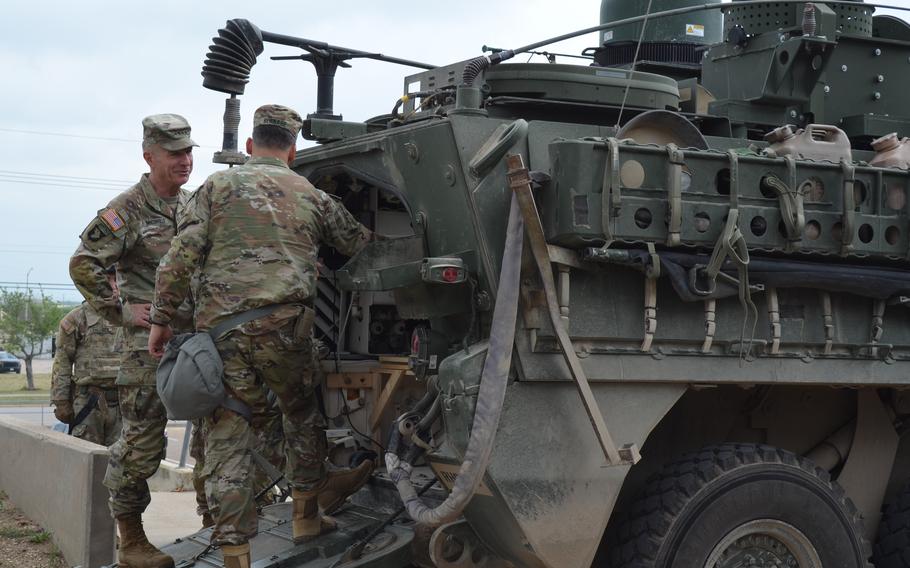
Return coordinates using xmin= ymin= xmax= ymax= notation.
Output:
xmin=190 ymin=399 xmax=285 ymax=520
xmin=150 ymin=105 xmax=372 ymax=545
xmin=51 ymin=303 xmax=122 ymax=446
xmin=70 ymin=115 xmax=196 ymax=520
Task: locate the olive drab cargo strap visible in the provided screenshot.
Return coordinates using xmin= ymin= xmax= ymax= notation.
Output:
xmin=665 ymin=144 xmax=685 ymax=247
xmin=870 ymin=300 xmax=887 ymax=357
xmin=507 ymin=153 xmax=638 ymax=466
xmin=767 ymin=288 xmax=781 ymax=355
xmin=701 ymin=299 xmax=717 ymax=353
xmin=602 ymin=137 xmax=622 ymax=240
xmin=841 ymin=160 xmax=857 ymax=256
xmin=703 ymin=209 xmax=749 ymax=291
xmin=642 ymin=242 xmax=660 ymax=352
xmin=762 ymin=156 xmax=806 ymax=253
xmin=821 ymin=292 xmax=835 ymax=355
xmin=557 ymin=265 xmax=571 ymax=331
xmin=698 ymin=208 xmax=759 ymax=358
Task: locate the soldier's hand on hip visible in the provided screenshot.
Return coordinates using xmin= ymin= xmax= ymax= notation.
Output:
xmin=53 ymin=400 xmax=74 ymax=424
xmin=125 ymin=303 xmax=153 ymax=329
xmin=148 ymin=324 xmax=173 ymax=359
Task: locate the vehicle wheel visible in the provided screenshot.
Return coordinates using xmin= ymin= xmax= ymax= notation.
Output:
xmin=608 ymin=443 xmax=872 ymax=568
xmin=873 ymin=482 xmax=910 ymax=567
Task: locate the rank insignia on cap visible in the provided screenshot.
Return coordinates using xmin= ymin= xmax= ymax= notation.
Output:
xmin=100 ymin=208 xmax=125 ymax=233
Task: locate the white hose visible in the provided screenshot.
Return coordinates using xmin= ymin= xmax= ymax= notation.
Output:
xmin=385 ymin=192 xmax=524 ymax=526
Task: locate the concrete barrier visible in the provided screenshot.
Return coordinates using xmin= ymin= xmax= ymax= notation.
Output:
xmin=0 ymin=417 xmax=114 ymax=567
xmin=148 ymin=460 xmax=194 ymax=492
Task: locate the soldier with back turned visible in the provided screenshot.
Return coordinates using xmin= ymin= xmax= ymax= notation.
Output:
xmin=148 ymin=104 xmax=374 ymax=568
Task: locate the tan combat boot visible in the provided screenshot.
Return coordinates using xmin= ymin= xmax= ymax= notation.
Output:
xmin=222 ymin=542 xmax=251 ymax=568
xmin=317 ymin=459 xmax=374 ymax=514
xmin=117 ymin=513 xmax=175 ymax=568
xmin=291 ymin=488 xmax=337 ymax=543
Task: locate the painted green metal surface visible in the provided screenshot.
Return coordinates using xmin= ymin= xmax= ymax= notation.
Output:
xmin=195 ymin=2 xmax=910 ymax=566
xmin=600 ymin=0 xmax=723 ymax=45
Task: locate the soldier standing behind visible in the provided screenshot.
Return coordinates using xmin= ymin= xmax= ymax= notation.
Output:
xmin=148 ymin=105 xmax=373 ymax=567
xmin=51 ymin=268 xmax=122 ymax=445
xmin=70 ymin=114 xmax=197 ymax=568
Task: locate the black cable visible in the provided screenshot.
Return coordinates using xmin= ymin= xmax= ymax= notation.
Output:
xmin=332 ymin=478 xmax=438 ymax=566
xmin=338 ymin=389 xmax=386 ymax=453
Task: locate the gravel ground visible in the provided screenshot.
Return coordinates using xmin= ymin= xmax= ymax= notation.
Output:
xmin=0 ymin=492 xmax=66 ymax=568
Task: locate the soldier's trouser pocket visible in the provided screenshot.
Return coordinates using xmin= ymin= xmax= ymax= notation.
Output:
xmin=293 ymin=306 xmax=315 ymax=341
xmin=103 ymin=384 xmax=167 ymax=517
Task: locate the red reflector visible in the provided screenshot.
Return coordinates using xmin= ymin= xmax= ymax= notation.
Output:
xmin=442 ymin=267 xmax=460 ymax=283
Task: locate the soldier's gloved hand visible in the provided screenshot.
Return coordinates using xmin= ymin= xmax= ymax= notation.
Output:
xmin=54 ymin=400 xmax=75 ymax=424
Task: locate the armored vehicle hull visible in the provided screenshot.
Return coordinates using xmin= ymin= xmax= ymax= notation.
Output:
xmin=179 ymin=1 xmax=910 ymax=566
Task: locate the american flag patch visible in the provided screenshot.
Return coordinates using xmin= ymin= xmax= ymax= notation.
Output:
xmin=100 ymin=208 xmax=125 ymax=232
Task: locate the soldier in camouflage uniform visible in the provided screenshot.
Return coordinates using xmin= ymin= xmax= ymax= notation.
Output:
xmin=148 ymin=104 xmax=374 ymax=566
xmin=190 ymin=396 xmax=286 ymax=529
xmin=51 ymin=269 xmax=122 ymax=446
xmin=70 ymin=114 xmax=197 ymax=568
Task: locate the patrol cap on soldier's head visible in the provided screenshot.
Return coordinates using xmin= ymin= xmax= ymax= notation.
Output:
xmin=142 ymin=114 xmax=198 ymax=151
xmin=253 ymin=104 xmax=303 ymax=138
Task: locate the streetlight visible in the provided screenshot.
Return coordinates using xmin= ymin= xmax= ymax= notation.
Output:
xmin=24 ymin=267 xmax=33 ymax=320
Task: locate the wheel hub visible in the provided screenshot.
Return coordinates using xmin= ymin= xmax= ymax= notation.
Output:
xmin=706 ymin=519 xmax=822 ymax=568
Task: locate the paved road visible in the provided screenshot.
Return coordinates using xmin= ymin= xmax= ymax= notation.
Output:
xmin=0 ymin=405 xmax=195 ymax=465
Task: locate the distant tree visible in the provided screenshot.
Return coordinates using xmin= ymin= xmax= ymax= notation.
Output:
xmin=0 ymin=290 xmax=68 ymax=390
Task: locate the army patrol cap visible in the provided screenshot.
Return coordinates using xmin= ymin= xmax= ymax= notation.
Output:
xmin=142 ymin=114 xmax=198 ymax=151
xmin=253 ymin=104 xmax=303 ymax=137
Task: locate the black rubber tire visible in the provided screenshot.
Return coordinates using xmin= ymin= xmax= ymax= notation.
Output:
xmin=607 ymin=443 xmax=872 ymax=568
xmin=873 ymin=482 xmax=910 ymax=567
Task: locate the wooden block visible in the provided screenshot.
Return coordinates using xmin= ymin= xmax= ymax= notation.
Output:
xmin=326 ymin=373 xmax=376 ymax=390
xmin=370 ymin=369 xmax=405 ymax=431
xmin=379 ymin=355 xmax=409 ymax=364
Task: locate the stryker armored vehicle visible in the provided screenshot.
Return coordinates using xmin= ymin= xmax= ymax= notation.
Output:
xmin=161 ymin=1 xmax=910 ymax=567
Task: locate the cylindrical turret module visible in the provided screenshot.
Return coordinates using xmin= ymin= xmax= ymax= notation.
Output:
xmin=599 ymin=0 xmax=722 ymax=47
xmin=597 ymin=0 xmax=722 ymax=68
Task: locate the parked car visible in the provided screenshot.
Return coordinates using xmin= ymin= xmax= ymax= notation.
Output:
xmin=0 ymin=351 xmax=21 ymax=374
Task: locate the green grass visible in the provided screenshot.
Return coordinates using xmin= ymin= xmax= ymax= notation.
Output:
xmin=48 ymin=546 xmax=64 ymax=562
xmin=29 ymin=530 xmax=51 ymax=544
xmin=0 ymin=372 xmax=51 ymax=393
xmin=0 ymin=526 xmax=35 ymax=539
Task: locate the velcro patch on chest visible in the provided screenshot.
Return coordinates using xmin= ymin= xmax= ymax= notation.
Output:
xmin=100 ymin=208 xmax=126 ymax=234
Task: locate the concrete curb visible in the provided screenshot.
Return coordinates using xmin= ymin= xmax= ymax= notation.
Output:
xmin=149 ymin=460 xmax=194 ymax=493
xmin=0 ymin=416 xmax=114 ymax=567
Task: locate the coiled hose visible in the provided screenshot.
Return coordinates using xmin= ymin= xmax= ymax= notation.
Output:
xmin=385 ymin=191 xmax=524 ymax=527
xmin=462 ymin=49 xmax=515 ymax=87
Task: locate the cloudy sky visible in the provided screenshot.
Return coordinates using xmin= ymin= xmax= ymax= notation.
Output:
xmin=1 ymin=0 xmax=602 ymax=302
xmin=1 ymin=0 xmax=907 ymax=303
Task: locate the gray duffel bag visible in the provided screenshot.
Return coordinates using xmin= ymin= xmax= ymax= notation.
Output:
xmin=156 ymin=305 xmax=283 ymax=421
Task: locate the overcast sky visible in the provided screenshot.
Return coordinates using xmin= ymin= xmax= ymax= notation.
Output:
xmin=2 ymin=0 xmax=907 ymax=303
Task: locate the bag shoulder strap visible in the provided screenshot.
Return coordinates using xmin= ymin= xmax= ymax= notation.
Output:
xmin=222 ymin=396 xmax=253 ymax=423
xmin=209 ymin=304 xmax=287 ymax=340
